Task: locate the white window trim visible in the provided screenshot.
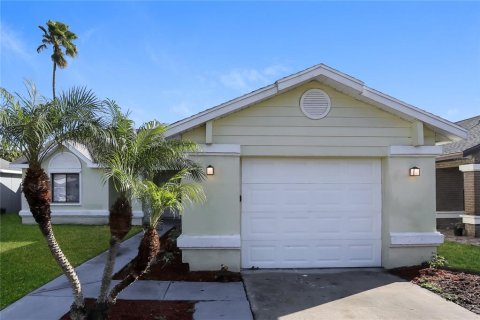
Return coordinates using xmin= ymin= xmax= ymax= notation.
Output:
xmin=461 ymin=215 xmax=480 ymax=225
xmin=50 ymin=172 xmax=82 ymax=206
xmin=48 ymin=152 xmax=83 ymax=206
xmin=459 ymin=164 xmax=480 ymax=172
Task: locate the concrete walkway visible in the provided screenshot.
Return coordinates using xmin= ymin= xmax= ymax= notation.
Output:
xmin=0 ymin=223 xmax=252 ymax=320
xmin=243 ymin=268 xmax=479 ymax=320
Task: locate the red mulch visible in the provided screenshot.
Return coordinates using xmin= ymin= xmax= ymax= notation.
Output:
xmin=391 ymin=266 xmax=480 ymax=315
xmin=113 ymin=229 xmax=242 ymax=282
xmin=61 ymin=299 xmax=194 ymax=320
xmin=62 ymin=228 xmax=242 ymax=319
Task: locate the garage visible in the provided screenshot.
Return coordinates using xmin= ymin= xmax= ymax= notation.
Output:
xmin=241 ymin=158 xmax=382 ymax=268
xmin=175 ymin=64 xmax=461 ymax=271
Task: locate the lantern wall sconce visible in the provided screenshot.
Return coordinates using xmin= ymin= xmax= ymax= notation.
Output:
xmin=409 ymin=166 xmax=420 ymax=176
xmin=206 ymin=165 xmax=214 ymax=175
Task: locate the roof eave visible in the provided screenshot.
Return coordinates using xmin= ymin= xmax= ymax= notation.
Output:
xmin=166 ymin=64 xmax=468 ymax=141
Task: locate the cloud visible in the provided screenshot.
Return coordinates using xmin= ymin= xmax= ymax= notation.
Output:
xmin=219 ymin=64 xmax=289 ymax=91
xmin=0 ymin=23 xmax=34 ymax=65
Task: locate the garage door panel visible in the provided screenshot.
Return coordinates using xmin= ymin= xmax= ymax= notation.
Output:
xmin=241 ymin=158 xmax=381 ymax=268
xmin=242 ymin=240 xmax=380 ymax=268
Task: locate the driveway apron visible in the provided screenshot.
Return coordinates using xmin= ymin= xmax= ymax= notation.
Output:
xmin=242 ymin=268 xmax=479 ymax=320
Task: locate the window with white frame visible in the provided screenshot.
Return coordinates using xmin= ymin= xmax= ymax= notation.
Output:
xmin=48 ymin=152 xmax=82 ymax=205
xmin=52 ymin=173 xmax=80 ymax=203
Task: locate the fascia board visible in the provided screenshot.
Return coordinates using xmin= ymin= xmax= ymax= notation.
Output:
xmin=361 ymin=87 xmax=467 ymax=140
xmin=165 ymin=64 xmax=467 ymax=141
xmin=276 ymin=65 xmax=364 ymax=93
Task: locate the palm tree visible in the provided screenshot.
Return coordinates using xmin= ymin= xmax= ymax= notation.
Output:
xmin=37 ymin=20 xmax=78 ymax=99
xmin=89 ymin=102 xmax=204 ymax=318
xmin=0 ymin=83 xmax=107 ymax=320
xmin=108 ymin=172 xmax=205 ymax=303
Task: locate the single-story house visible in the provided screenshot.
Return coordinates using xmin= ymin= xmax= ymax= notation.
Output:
xmin=10 ymin=142 xmax=143 ymax=225
xmin=436 ymin=115 xmax=480 ymax=236
xmin=0 ymin=158 xmax=22 ymax=213
xmin=169 ymin=64 xmax=468 ymax=271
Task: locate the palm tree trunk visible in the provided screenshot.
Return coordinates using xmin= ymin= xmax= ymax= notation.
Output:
xmin=108 ymin=228 xmax=160 ymax=303
xmin=97 ymin=237 xmax=120 ymax=303
xmin=22 ymin=166 xmax=85 ymax=319
xmin=43 ymin=220 xmax=86 ymax=319
xmin=52 ymin=62 xmax=56 ymax=99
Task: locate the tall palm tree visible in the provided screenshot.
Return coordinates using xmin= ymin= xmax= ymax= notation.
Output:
xmin=0 ymin=83 xmax=107 ymax=320
xmin=89 ymin=102 xmax=205 ymax=318
xmin=108 ymin=172 xmax=205 ymax=303
xmin=37 ymin=20 xmax=78 ymax=99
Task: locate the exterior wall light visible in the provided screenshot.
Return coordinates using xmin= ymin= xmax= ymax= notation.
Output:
xmin=409 ymin=166 xmax=420 ymax=176
xmin=206 ymin=165 xmax=214 ymax=175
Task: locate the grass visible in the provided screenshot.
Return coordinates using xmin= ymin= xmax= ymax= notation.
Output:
xmin=438 ymin=240 xmax=480 ymax=273
xmin=0 ymin=213 xmax=141 ymax=309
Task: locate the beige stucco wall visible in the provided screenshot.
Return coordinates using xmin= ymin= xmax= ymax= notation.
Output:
xmin=381 ymin=156 xmax=438 ymax=268
xmin=180 ymin=153 xmax=242 ymax=271
xmin=179 ymin=81 xmax=441 ymax=271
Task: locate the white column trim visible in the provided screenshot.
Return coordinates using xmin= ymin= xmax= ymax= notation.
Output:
xmin=459 ymin=164 xmax=480 ymax=172
xmin=388 ymin=146 xmax=443 ymax=157
xmin=390 ymin=232 xmax=444 ymax=247
xmin=205 ymin=121 xmax=213 ymax=144
xmin=461 ymin=215 xmax=480 ymax=225
xmin=177 ymin=234 xmax=241 ymax=249
xmin=411 ymin=121 xmax=424 ymax=146
xmin=436 ymin=211 xmax=464 ymax=219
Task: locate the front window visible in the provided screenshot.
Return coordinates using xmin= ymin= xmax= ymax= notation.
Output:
xmin=52 ymin=173 xmax=80 ymax=203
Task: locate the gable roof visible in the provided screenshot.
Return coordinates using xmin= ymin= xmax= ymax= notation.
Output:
xmin=166 ymin=64 xmax=467 ymax=141
xmin=442 ymin=115 xmax=480 ymax=156
xmin=10 ymin=142 xmax=100 ymax=169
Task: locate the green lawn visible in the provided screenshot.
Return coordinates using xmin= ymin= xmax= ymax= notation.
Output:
xmin=0 ymin=213 xmax=141 ymax=309
xmin=438 ymin=240 xmax=480 ymax=273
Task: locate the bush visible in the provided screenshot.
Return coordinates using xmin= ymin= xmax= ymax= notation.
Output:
xmin=428 ymin=254 xmax=449 ymax=268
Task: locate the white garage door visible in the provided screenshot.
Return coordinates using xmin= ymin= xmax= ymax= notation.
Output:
xmin=241 ymin=158 xmax=381 ymax=268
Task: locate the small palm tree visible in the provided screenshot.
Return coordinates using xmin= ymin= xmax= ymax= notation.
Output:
xmin=37 ymin=20 xmax=78 ymax=99
xmin=108 ymin=171 xmax=205 ymax=303
xmin=89 ymin=102 xmax=204 ymax=318
xmin=0 ymin=83 xmax=107 ymax=320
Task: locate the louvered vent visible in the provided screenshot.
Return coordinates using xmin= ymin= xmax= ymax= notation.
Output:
xmin=300 ymin=89 xmax=331 ymax=119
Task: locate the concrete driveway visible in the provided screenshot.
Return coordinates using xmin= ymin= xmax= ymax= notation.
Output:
xmin=242 ymin=268 xmax=479 ymax=320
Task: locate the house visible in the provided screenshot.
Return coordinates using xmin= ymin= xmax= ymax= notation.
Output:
xmin=436 ymin=115 xmax=480 ymax=236
xmin=10 ymin=142 xmax=143 ymax=225
xmin=169 ymin=64 xmax=468 ymax=271
xmin=0 ymin=158 xmax=22 ymax=213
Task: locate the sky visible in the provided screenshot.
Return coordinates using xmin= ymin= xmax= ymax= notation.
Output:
xmin=1 ymin=1 xmax=479 ymax=126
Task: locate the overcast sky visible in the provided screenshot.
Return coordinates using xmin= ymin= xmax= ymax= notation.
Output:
xmin=1 ymin=1 xmax=479 ymax=125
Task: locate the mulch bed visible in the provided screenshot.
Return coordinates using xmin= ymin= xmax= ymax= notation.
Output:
xmin=391 ymin=266 xmax=480 ymax=315
xmin=113 ymin=228 xmax=242 ymax=282
xmin=62 ymin=228 xmax=242 ymax=319
xmin=61 ymin=299 xmax=194 ymax=320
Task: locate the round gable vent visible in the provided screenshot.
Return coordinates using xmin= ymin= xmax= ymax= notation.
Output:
xmin=300 ymin=89 xmax=331 ymax=119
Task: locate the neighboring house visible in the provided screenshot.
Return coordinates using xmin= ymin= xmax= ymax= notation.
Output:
xmin=10 ymin=142 xmax=143 ymax=225
xmin=167 ymin=64 xmax=467 ymax=271
xmin=0 ymin=158 xmax=22 ymax=213
xmin=436 ymin=115 xmax=480 ymax=236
